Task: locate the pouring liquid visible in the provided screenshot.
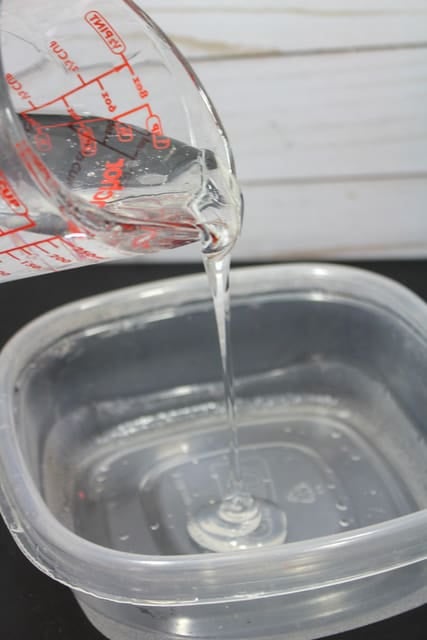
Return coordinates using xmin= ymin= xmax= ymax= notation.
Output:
xmin=186 ymin=255 xmax=288 ymax=552
xmin=21 ymin=113 xmax=287 ymax=552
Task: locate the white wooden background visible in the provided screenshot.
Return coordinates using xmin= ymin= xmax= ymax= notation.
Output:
xmin=137 ymin=0 xmax=427 ymax=261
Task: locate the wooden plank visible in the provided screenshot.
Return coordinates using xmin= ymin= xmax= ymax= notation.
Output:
xmin=137 ymin=0 xmax=427 ymax=59
xmin=190 ymin=48 xmax=427 ymax=181
xmin=14 ymin=2 xmax=425 ymax=260
xmin=143 ymin=177 xmax=427 ymax=261
xmin=240 ymin=177 xmax=427 ymax=260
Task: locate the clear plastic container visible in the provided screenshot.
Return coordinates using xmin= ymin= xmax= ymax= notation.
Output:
xmin=1 ymin=263 xmax=427 ymax=640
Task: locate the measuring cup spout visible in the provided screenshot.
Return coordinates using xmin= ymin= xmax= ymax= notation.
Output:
xmin=0 ymin=0 xmax=242 ymax=281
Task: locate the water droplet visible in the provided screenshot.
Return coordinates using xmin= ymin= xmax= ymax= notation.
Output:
xmin=330 ymin=430 xmax=341 ymax=439
xmin=336 ymin=501 xmax=348 ymax=512
xmin=180 ymin=443 xmax=189 ymax=454
xmin=338 ymin=410 xmax=351 ymax=419
xmin=351 ymin=454 xmax=361 ymax=462
xmin=119 ymin=534 xmax=129 ymax=541
xmin=283 ymin=426 xmax=292 ymax=434
xmin=10 ymin=524 xmax=24 ymax=534
xmin=150 ymin=523 xmax=160 ymax=531
xmin=287 ymin=482 xmax=316 ymax=504
xmin=327 ymin=483 xmax=336 ymax=490
xmin=192 ymin=458 xmax=199 ymax=465
xmin=98 ymin=464 xmax=109 ymax=473
xmin=369 ymin=489 xmax=377 ymax=496
xmin=339 ymin=519 xmax=350 ymax=528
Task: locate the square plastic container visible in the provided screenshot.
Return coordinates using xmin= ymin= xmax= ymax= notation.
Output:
xmin=1 ymin=263 xmax=427 ymax=640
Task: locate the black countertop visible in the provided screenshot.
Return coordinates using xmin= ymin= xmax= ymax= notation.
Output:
xmin=0 ymin=260 xmax=426 ymax=640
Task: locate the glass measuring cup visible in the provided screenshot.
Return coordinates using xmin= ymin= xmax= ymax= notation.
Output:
xmin=0 ymin=0 xmax=242 ymax=281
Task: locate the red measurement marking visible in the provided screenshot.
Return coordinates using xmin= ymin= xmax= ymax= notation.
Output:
xmin=21 ymin=63 xmax=126 ymax=114
xmin=38 ymin=103 xmax=149 ymax=132
xmin=22 ymin=106 xmax=170 ymax=163
xmin=22 ymin=261 xmax=43 ymax=271
xmin=28 ymin=100 xmax=36 ymax=109
xmin=62 ymin=238 xmax=103 ymax=261
xmin=0 ymin=173 xmax=34 ymax=233
xmin=114 ymin=121 xmax=134 ymax=143
xmin=101 ymin=89 xmax=117 ymax=113
xmin=51 ymin=253 xmax=72 ymax=264
xmin=132 ymin=75 xmax=149 ymax=100
xmin=62 ymin=98 xmax=81 ymax=122
xmin=35 ymin=115 xmax=105 ymax=131
xmin=113 ymin=103 xmax=151 ymax=121
xmin=84 ymin=10 xmax=126 ymax=54
xmin=77 ymin=73 xmax=85 ymax=85
xmin=146 ymin=115 xmax=171 ymax=150
xmin=49 ymin=41 xmax=79 ymax=74
xmin=91 ymin=157 xmax=125 ymax=208
xmin=16 ymin=141 xmax=59 ymax=198
xmin=146 ymin=114 xmax=162 ymax=133
xmin=0 ymin=171 xmax=28 ymax=215
xmin=21 ymin=113 xmax=52 ymax=152
xmin=0 ymin=237 xmax=61 ymax=255
xmin=120 ymin=52 xmax=135 ymax=75
xmin=0 ymin=236 xmax=99 ymax=267
xmin=76 ymin=122 xmax=98 ymax=157
xmin=153 ymin=134 xmax=172 ymax=151
xmin=5 ymin=73 xmax=32 ymax=103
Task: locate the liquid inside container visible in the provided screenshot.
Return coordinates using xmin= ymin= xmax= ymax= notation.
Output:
xmin=1 ymin=264 xmax=427 ymax=640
